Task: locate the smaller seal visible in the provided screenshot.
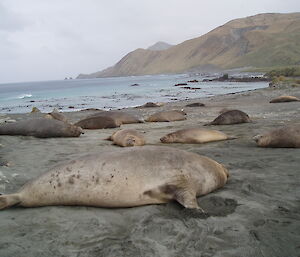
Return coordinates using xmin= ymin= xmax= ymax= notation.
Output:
xmin=139 ymin=102 xmax=162 ymax=108
xmin=160 ymin=128 xmax=236 ymax=144
xmin=253 ymin=125 xmax=300 ymax=148
xmin=205 ymin=110 xmax=251 ymax=125
xmin=269 ymin=95 xmax=300 ymax=103
xmin=108 ymin=129 xmax=146 ymax=147
xmin=89 ymin=111 xmax=143 ymax=125
xmin=45 ymin=108 xmax=69 ymax=123
xmin=145 ymin=110 xmax=186 ymax=122
xmin=185 ymin=103 xmax=205 ymax=107
xmin=75 ymin=116 xmax=120 ymax=129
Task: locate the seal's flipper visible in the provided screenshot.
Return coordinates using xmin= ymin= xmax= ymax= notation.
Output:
xmin=0 ymin=194 xmax=21 ymax=210
xmin=144 ymin=175 xmax=203 ymax=210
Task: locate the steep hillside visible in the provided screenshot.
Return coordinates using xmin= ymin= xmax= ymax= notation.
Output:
xmin=78 ymin=13 xmax=300 ymax=79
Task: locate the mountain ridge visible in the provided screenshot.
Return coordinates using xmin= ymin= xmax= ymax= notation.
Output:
xmin=77 ymin=12 xmax=300 ymax=79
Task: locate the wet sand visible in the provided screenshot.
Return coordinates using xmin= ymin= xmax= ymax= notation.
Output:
xmin=0 ymin=86 xmax=299 ymax=257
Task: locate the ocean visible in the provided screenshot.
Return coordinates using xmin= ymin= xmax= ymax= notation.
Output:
xmin=0 ymin=73 xmax=268 ymax=113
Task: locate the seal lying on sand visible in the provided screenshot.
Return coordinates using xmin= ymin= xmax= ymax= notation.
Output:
xmin=253 ymin=125 xmax=300 ymax=148
xmin=108 ymin=129 xmax=145 ymax=147
xmin=45 ymin=109 xmax=69 ymax=123
xmin=74 ymin=116 xmax=120 ymax=129
xmin=269 ymin=95 xmax=300 ymax=103
xmin=205 ymin=110 xmax=251 ymax=125
xmin=185 ymin=103 xmax=205 ymax=107
xmin=0 ymin=118 xmax=83 ymax=138
xmin=89 ymin=111 xmax=143 ymax=125
xmin=0 ymin=146 xmax=229 ymax=210
xmin=145 ymin=110 xmax=186 ymax=122
xmin=160 ymin=128 xmax=236 ymax=144
xmin=139 ymin=102 xmax=162 ymax=108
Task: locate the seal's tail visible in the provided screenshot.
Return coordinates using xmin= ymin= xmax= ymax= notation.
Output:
xmin=0 ymin=194 xmax=21 ymax=210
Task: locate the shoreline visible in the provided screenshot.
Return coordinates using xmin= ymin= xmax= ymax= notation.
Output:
xmin=0 ymin=85 xmax=299 ymax=257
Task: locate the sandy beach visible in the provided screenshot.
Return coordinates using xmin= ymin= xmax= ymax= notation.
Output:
xmin=0 ymin=85 xmax=299 ymax=257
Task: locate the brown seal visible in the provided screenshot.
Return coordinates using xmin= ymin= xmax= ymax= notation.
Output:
xmin=185 ymin=103 xmax=205 ymax=107
xmin=269 ymin=95 xmax=300 ymax=103
xmin=0 ymin=118 xmax=83 ymax=138
xmin=0 ymin=146 xmax=229 ymax=210
xmin=145 ymin=110 xmax=186 ymax=122
xmin=160 ymin=128 xmax=236 ymax=144
xmin=108 ymin=129 xmax=146 ymax=147
xmin=139 ymin=102 xmax=161 ymax=108
xmin=89 ymin=111 xmax=143 ymax=125
xmin=253 ymin=125 xmax=300 ymax=148
xmin=75 ymin=116 xmax=120 ymax=129
xmin=205 ymin=110 xmax=251 ymax=125
xmin=45 ymin=108 xmax=69 ymax=123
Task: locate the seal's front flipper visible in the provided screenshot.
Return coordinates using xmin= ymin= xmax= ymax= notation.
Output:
xmin=0 ymin=194 xmax=21 ymax=210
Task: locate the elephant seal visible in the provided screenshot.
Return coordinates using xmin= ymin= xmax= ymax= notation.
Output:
xmin=0 ymin=146 xmax=228 ymax=210
xmin=145 ymin=110 xmax=186 ymax=122
xmin=45 ymin=109 xmax=69 ymax=123
xmin=89 ymin=111 xmax=143 ymax=125
xmin=31 ymin=107 xmax=41 ymax=113
xmin=205 ymin=110 xmax=251 ymax=125
xmin=185 ymin=103 xmax=205 ymax=107
xmin=74 ymin=116 xmax=120 ymax=129
xmin=139 ymin=102 xmax=162 ymax=108
xmin=0 ymin=118 xmax=83 ymax=138
xmin=108 ymin=129 xmax=146 ymax=147
xmin=269 ymin=95 xmax=300 ymax=103
xmin=160 ymin=128 xmax=236 ymax=144
xmin=253 ymin=125 xmax=300 ymax=148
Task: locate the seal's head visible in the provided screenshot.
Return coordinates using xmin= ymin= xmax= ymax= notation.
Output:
xmin=68 ymin=124 xmax=84 ymax=137
xmin=253 ymin=134 xmax=269 ymax=147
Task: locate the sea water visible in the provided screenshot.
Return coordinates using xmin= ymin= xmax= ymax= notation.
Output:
xmin=0 ymin=73 xmax=268 ymax=113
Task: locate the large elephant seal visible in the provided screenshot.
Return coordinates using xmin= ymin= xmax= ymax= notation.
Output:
xmin=108 ymin=129 xmax=146 ymax=147
xmin=160 ymin=128 xmax=236 ymax=144
xmin=253 ymin=125 xmax=300 ymax=148
xmin=145 ymin=110 xmax=186 ymax=122
xmin=0 ymin=118 xmax=83 ymax=138
xmin=45 ymin=108 xmax=69 ymax=123
xmin=89 ymin=111 xmax=143 ymax=125
xmin=0 ymin=146 xmax=229 ymax=210
xmin=185 ymin=102 xmax=205 ymax=107
xmin=269 ymin=95 xmax=300 ymax=103
xmin=205 ymin=110 xmax=251 ymax=125
xmin=74 ymin=116 xmax=120 ymax=129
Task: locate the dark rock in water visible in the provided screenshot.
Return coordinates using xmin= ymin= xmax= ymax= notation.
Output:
xmin=202 ymin=75 xmax=270 ymax=82
xmin=174 ymin=83 xmax=188 ymax=86
xmin=68 ymin=106 xmax=75 ymax=109
xmin=30 ymin=100 xmax=35 ymax=103
xmin=130 ymin=83 xmax=140 ymax=87
xmin=181 ymin=86 xmax=201 ymax=90
xmin=186 ymin=102 xmax=205 ymax=107
xmin=187 ymin=79 xmax=199 ymax=83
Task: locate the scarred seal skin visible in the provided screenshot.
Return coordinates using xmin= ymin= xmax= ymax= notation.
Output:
xmin=205 ymin=110 xmax=251 ymax=125
xmin=0 ymin=146 xmax=229 ymax=210
xmin=253 ymin=125 xmax=300 ymax=148
xmin=160 ymin=128 xmax=236 ymax=144
xmin=0 ymin=118 xmax=83 ymax=138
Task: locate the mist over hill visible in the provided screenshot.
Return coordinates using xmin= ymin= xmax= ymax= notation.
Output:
xmin=77 ymin=12 xmax=300 ymax=79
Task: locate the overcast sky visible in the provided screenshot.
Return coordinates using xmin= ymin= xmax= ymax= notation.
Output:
xmin=0 ymin=0 xmax=299 ymax=83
